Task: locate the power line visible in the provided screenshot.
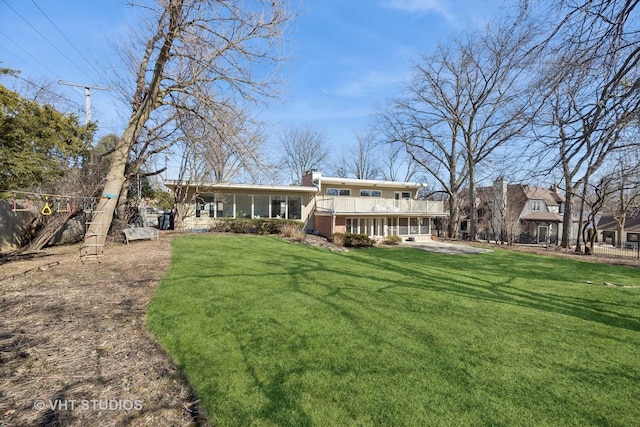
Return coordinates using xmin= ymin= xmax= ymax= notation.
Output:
xmin=0 ymin=29 xmax=61 ymax=79
xmin=30 ymin=0 xmax=107 ymax=82
xmin=7 ymin=74 xmax=81 ymax=108
xmin=0 ymin=0 xmax=94 ymax=83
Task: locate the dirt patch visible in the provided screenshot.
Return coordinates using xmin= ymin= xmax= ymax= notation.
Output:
xmin=0 ymin=232 xmax=210 ymax=427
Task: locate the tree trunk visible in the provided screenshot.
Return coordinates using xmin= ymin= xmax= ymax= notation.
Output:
xmin=81 ymin=130 xmax=134 ymax=259
xmin=448 ymin=193 xmax=459 ymax=239
xmin=574 ymin=180 xmax=588 ymax=253
xmin=117 ymin=177 xmax=130 ymax=220
xmin=468 ymin=160 xmax=477 ymax=240
xmin=561 ymin=190 xmax=573 ymax=248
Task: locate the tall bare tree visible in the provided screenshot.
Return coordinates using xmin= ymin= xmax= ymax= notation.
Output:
xmin=279 ymin=124 xmax=329 ymax=185
xmin=333 ymin=129 xmax=381 ymax=180
xmin=527 ymin=0 xmax=640 ymax=249
xmin=379 ymin=16 xmax=536 ymax=239
xmin=379 ymin=139 xmax=419 ymax=182
xmin=81 ymin=0 xmax=290 ymax=259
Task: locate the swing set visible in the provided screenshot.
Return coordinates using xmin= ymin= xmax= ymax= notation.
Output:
xmin=8 ymin=190 xmax=100 ymax=216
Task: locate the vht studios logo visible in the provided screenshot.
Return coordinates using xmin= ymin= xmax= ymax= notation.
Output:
xmin=33 ymin=399 xmax=143 ymax=411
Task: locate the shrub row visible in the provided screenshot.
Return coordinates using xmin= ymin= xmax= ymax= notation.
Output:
xmin=210 ymin=218 xmax=303 ymax=235
xmin=331 ymin=232 xmax=374 ymax=248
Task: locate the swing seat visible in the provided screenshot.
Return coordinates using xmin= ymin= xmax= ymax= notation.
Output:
xmin=122 ymin=227 xmax=159 ymax=244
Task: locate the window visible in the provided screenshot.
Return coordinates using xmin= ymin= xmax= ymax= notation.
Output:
xmin=360 ymin=190 xmax=382 ymax=197
xmin=346 ymin=218 xmax=360 ymax=234
xmin=531 ymin=200 xmax=541 ymax=211
xmin=235 ymin=194 xmax=252 ymax=218
xmin=326 ymin=188 xmax=350 ymax=196
xmin=287 ymin=196 xmax=302 ymax=219
xmin=395 ymin=192 xmax=412 ymax=199
xmin=218 ymin=194 xmax=234 ymax=217
xmin=271 ymin=196 xmax=286 ymax=218
xmin=254 ymin=195 xmax=269 ymax=218
xmin=628 ymin=233 xmax=639 ymax=242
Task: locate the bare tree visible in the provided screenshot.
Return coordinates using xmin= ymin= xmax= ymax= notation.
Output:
xmin=179 ymin=103 xmax=269 ymax=183
xmin=333 ymin=129 xmax=381 ymax=180
xmin=611 ymin=150 xmax=640 ymax=247
xmin=279 ymin=124 xmax=329 ymax=185
xmin=379 ymin=16 xmax=536 ymax=239
xmin=379 ymin=140 xmax=419 ymax=182
xmin=527 ymin=0 xmax=640 ymax=249
xmin=81 ymin=0 xmax=290 ymax=259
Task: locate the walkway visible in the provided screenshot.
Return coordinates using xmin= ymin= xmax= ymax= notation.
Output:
xmin=403 ymin=239 xmax=493 ymax=255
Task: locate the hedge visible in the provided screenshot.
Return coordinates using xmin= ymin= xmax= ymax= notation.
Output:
xmin=209 ymin=218 xmax=303 ymax=235
xmin=331 ymin=232 xmax=374 ymax=248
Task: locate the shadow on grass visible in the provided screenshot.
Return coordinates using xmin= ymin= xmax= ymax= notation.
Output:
xmin=347 ymin=248 xmax=640 ymax=332
xmin=154 ymin=236 xmax=640 ymax=425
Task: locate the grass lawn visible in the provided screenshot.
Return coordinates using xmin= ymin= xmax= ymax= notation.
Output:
xmin=147 ymin=234 xmax=640 ymax=426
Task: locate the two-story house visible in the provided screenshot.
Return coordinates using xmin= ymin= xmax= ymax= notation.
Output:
xmin=466 ymin=178 xmax=574 ymax=244
xmin=164 ymin=171 xmax=447 ymax=240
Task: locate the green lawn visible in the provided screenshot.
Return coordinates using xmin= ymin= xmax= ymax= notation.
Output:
xmin=147 ymin=234 xmax=640 ymax=426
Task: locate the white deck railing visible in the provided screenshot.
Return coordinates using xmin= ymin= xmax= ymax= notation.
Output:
xmin=316 ymin=197 xmax=444 ymax=215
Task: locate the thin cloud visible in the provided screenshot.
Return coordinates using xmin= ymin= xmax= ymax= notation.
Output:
xmin=327 ymin=70 xmax=408 ymax=98
xmin=381 ymin=0 xmax=455 ymax=22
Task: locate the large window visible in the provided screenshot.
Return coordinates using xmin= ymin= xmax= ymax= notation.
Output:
xmin=235 ymin=195 xmax=252 ymax=218
xmin=194 ymin=193 xmax=303 ymax=220
xmin=360 ymin=190 xmax=382 ymax=197
xmin=218 ymin=194 xmax=234 ymax=217
xmin=287 ymin=196 xmax=302 ymax=219
xmin=271 ymin=196 xmax=286 ymax=218
xmin=254 ymin=195 xmax=269 ymax=218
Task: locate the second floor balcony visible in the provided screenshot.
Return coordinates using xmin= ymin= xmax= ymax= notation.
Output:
xmin=316 ymin=196 xmax=445 ymax=215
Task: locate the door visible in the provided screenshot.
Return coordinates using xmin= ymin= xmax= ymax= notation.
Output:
xmin=537 ymin=225 xmax=548 ymax=244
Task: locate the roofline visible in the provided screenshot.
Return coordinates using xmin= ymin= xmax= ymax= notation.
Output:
xmin=163 ymin=180 xmax=319 ymax=193
xmin=319 ymin=176 xmax=427 ymax=189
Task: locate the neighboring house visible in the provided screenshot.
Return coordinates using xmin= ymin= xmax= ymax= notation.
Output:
xmin=164 ymin=170 xmax=447 ymax=239
xmin=462 ymin=178 xmax=575 ymax=244
xmin=597 ymin=211 xmax=640 ymax=248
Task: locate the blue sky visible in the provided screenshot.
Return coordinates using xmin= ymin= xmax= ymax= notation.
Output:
xmin=0 ymin=0 xmax=508 ymax=175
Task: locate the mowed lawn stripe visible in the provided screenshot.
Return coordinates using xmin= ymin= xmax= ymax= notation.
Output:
xmin=147 ymin=234 xmax=640 ymax=426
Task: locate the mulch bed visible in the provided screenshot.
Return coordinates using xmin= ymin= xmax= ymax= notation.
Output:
xmin=0 ymin=232 xmax=210 ymax=427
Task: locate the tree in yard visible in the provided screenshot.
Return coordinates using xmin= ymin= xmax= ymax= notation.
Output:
xmin=169 ymin=102 xmax=270 ymax=228
xmin=181 ymin=103 xmax=269 ymax=184
xmin=333 ymin=129 xmax=381 ymax=180
xmin=610 ymin=150 xmax=640 ymax=248
xmin=379 ymin=15 xmax=536 ymax=239
xmin=82 ymin=0 xmax=290 ymax=258
xmin=0 ymin=83 xmax=94 ymax=190
xmin=279 ymin=124 xmax=330 ymax=185
xmin=526 ymin=0 xmax=640 ymax=249
xmin=378 ymin=139 xmax=419 ymax=182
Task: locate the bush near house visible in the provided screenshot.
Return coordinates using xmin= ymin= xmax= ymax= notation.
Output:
xmin=332 ymin=232 xmax=374 ymax=247
xmin=382 ymin=235 xmax=402 ymax=245
xmin=279 ymin=222 xmax=305 ymax=240
xmin=210 ymin=218 xmax=302 ymax=235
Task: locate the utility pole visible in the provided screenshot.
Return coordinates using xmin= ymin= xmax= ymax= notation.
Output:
xmin=58 ymin=80 xmax=112 ymax=124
